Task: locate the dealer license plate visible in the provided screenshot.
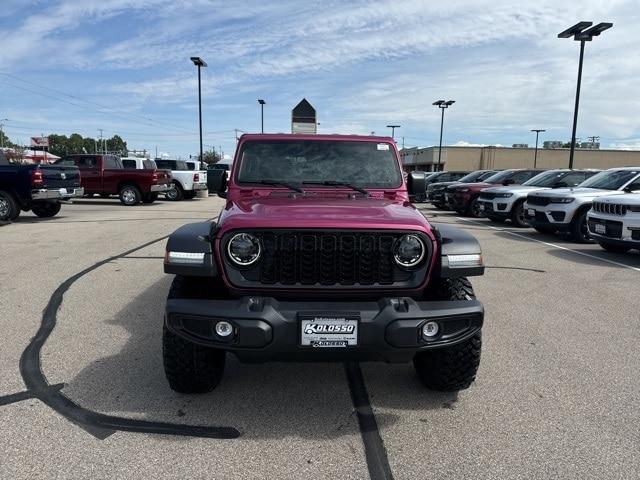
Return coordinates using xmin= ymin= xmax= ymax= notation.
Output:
xmin=527 ymin=208 xmax=535 ymax=217
xmin=299 ymin=315 xmax=358 ymax=348
xmin=594 ymin=223 xmax=606 ymax=234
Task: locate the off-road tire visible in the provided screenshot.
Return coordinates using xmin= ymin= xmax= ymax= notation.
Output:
xmin=163 ymin=275 xmax=226 ymax=393
xmin=119 ymin=184 xmax=141 ymax=206
xmin=415 ymin=277 xmax=481 ymax=391
xmin=31 ymin=202 xmax=61 ymax=218
xmin=598 ymin=242 xmax=631 ymax=254
xmin=166 ymin=182 xmax=183 ymax=201
xmin=510 ymin=200 xmax=528 ymax=228
xmin=142 ymin=193 xmax=158 ymax=204
xmin=570 ymin=208 xmax=594 ymax=244
xmin=0 ymin=190 xmax=19 ymax=221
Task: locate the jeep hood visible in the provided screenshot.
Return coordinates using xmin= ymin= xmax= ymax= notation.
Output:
xmin=218 ymin=196 xmax=432 ymax=234
xmin=530 ymin=187 xmax=626 ymax=199
xmin=482 ymin=185 xmax=543 ymax=194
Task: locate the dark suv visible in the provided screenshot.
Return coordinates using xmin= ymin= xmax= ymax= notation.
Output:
xmin=413 ymin=171 xmax=470 ymax=202
xmin=427 ymin=170 xmax=497 ymax=209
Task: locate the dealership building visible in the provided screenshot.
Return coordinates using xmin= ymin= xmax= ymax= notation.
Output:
xmin=400 ymin=145 xmax=640 ymax=172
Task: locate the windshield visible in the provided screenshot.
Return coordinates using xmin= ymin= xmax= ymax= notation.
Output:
xmin=458 ymin=170 xmax=494 ymax=183
xmin=237 ymin=140 xmax=402 ymax=188
xmin=482 ymin=170 xmax=515 ymax=183
xmin=578 ymin=170 xmax=639 ymax=190
xmin=523 ymin=170 xmax=569 ymax=187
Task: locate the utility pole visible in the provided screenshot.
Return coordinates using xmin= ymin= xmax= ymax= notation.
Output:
xmin=258 ymin=99 xmax=266 ymax=133
xmin=531 ymin=129 xmax=546 ymax=168
xmin=190 ymin=57 xmax=207 ymax=162
xmin=586 ymin=135 xmax=600 ymax=148
xmin=401 ymin=136 xmax=405 ymax=149
xmin=155 ymin=146 xmax=158 ymax=159
xmin=386 ymin=124 xmax=400 ymax=139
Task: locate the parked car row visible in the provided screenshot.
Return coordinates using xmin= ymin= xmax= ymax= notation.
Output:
xmin=417 ymin=165 xmax=640 ymax=253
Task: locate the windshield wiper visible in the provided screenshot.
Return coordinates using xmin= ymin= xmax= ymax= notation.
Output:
xmin=256 ymin=180 xmax=305 ymax=193
xmin=302 ymin=181 xmax=369 ymax=195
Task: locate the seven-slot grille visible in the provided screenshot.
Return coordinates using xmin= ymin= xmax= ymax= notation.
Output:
xmin=526 ymin=195 xmax=551 ymax=206
xmin=592 ymin=201 xmax=628 ymax=216
xmin=227 ymin=230 xmax=427 ymax=287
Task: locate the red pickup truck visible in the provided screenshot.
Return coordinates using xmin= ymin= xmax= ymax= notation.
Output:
xmin=55 ymin=154 xmax=171 ymax=205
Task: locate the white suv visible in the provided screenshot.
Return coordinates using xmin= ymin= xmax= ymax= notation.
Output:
xmin=588 ymin=193 xmax=640 ymax=253
xmin=478 ymin=169 xmax=598 ymax=227
xmin=155 ymin=159 xmax=207 ymax=201
xmin=524 ymin=167 xmax=640 ymax=242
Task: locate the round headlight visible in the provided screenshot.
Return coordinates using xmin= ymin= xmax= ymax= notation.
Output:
xmin=227 ymin=233 xmax=261 ymax=266
xmin=393 ymin=234 xmax=425 ymax=268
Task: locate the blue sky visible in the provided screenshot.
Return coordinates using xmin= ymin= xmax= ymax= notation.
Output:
xmin=1 ymin=0 xmax=639 ymax=159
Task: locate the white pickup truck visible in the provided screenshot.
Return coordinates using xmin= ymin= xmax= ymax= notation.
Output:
xmin=155 ymin=159 xmax=207 ymax=201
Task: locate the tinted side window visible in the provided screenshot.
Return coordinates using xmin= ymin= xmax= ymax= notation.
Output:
xmin=451 ymin=172 xmax=467 ymax=180
xmin=104 ymin=156 xmax=120 ymax=169
xmin=511 ymin=170 xmax=537 ymax=184
xmin=122 ymin=160 xmax=136 ymax=169
xmin=155 ymin=160 xmax=175 ymax=169
xmin=186 ymin=162 xmax=196 ymax=171
xmin=561 ymin=172 xmax=587 ymax=187
xmin=625 ymin=178 xmax=640 ymax=191
xmin=75 ymin=156 xmax=98 ymax=169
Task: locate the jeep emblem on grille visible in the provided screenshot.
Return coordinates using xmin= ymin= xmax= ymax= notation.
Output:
xmin=60 ymin=172 xmax=66 ymax=180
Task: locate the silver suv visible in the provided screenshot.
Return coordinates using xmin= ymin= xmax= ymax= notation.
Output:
xmin=588 ymin=193 xmax=640 ymax=253
xmin=478 ymin=169 xmax=599 ymax=227
xmin=524 ymin=167 xmax=640 ymax=242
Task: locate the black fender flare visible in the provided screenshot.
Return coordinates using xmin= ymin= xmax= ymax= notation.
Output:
xmin=164 ymin=221 xmax=218 ymax=277
xmin=433 ymin=224 xmax=484 ymax=278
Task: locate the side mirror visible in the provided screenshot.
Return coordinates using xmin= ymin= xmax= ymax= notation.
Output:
xmin=503 ymin=178 xmax=515 ymax=186
xmin=208 ymin=169 xmax=228 ymax=198
xmin=407 ymin=171 xmax=427 ymax=196
xmin=552 ymin=181 xmax=567 ymax=188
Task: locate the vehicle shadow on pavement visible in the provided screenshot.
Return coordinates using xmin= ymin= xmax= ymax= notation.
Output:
xmin=58 ymin=277 xmax=399 ymax=440
xmin=545 ymin=248 xmax=640 ymax=268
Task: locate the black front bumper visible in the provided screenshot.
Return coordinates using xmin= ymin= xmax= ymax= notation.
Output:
xmin=166 ymin=296 xmax=484 ymax=363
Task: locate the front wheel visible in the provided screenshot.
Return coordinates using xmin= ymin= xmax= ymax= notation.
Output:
xmin=119 ymin=185 xmax=141 ymax=206
xmin=31 ymin=202 xmax=61 ymax=218
xmin=414 ymin=278 xmax=482 ymax=391
xmin=570 ymin=209 xmax=594 ymax=244
xmin=510 ymin=200 xmax=529 ymax=228
xmin=163 ymin=275 xmax=226 ymax=393
xmin=467 ymin=197 xmax=482 ymax=218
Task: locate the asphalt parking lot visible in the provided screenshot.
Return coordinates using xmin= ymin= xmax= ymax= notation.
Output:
xmin=1 ymin=197 xmax=639 ymax=480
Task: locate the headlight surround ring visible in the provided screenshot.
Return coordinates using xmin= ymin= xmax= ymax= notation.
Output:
xmin=227 ymin=232 xmax=262 ymax=266
xmin=393 ymin=234 xmax=426 ymax=268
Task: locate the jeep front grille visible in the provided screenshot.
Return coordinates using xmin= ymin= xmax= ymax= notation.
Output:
xmin=526 ymin=195 xmax=551 ymax=206
xmin=478 ymin=192 xmax=497 ymax=200
xmin=592 ymin=201 xmax=627 ymax=216
xmin=223 ymin=230 xmax=430 ymax=289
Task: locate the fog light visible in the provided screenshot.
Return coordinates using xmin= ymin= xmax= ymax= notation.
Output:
xmin=422 ymin=321 xmax=439 ymax=339
xmin=215 ymin=321 xmax=233 ymax=337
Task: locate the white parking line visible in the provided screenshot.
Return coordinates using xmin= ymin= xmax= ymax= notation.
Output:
xmin=455 ymin=217 xmax=640 ymax=273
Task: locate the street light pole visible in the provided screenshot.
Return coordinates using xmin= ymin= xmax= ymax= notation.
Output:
xmin=558 ymin=21 xmax=612 ymax=169
xmin=190 ymin=57 xmax=208 ymax=162
xmin=386 ymin=124 xmax=400 ymax=139
xmin=258 ymin=99 xmax=266 ymax=133
xmin=433 ymin=100 xmax=455 ymax=172
xmin=531 ymin=129 xmax=546 ymax=168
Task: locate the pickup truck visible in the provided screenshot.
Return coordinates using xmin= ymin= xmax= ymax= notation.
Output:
xmin=0 ymin=151 xmax=83 ymax=221
xmin=162 ymin=133 xmax=485 ymax=394
xmin=155 ymin=159 xmax=207 ymax=201
xmin=55 ymin=154 xmax=171 ymax=205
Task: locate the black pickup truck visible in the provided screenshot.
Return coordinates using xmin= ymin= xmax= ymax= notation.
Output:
xmin=0 ymin=151 xmax=84 ymax=221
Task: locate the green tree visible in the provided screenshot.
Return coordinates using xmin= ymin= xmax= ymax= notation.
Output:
xmin=48 ymin=134 xmax=70 ymax=157
xmin=106 ymin=135 xmax=127 ymax=155
xmin=201 ymin=148 xmax=221 ymax=165
xmin=68 ymin=133 xmax=84 ymax=154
